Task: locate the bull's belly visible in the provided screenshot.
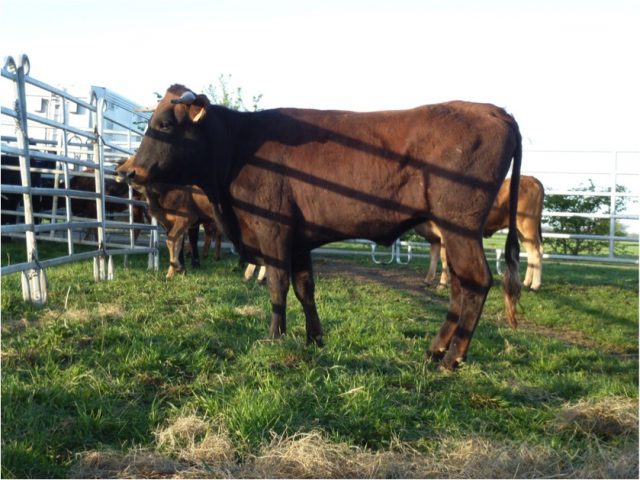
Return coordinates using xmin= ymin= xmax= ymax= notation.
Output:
xmin=295 ymin=215 xmax=421 ymax=249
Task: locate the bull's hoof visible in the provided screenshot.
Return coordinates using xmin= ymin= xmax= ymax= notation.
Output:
xmin=439 ymin=353 xmax=464 ymax=371
xmin=268 ymin=330 xmax=285 ymax=341
xmin=191 ymin=259 xmax=201 ymax=268
xmin=436 ymin=283 xmax=448 ymax=291
xmin=425 ymin=348 xmax=446 ymax=362
xmin=306 ymin=335 xmax=324 ymax=347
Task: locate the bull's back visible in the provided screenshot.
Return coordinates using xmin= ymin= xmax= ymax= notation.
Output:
xmin=241 ymin=102 xmax=518 ymax=243
xmin=287 ymin=101 xmax=517 ymax=196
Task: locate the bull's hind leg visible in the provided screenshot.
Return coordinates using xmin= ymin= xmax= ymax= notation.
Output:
xmin=428 ymin=236 xmax=492 ymax=370
xmin=427 ymin=273 xmax=462 ymax=361
xmin=291 ymin=251 xmax=323 ymax=346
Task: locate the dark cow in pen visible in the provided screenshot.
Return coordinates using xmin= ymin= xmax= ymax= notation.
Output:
xmin=118 ymin=84 xmax=522 ymax=370
xmin=69 ymin=168 xmax=147 ymax=240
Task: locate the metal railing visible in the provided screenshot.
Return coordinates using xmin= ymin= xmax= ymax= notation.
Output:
xmin=1 ymin=54 xmax=159 ymax=305
xmin=316 ymin=150 xmax=639 ymax=268
xmin=2 ymin=57 xmax=636 ymax=308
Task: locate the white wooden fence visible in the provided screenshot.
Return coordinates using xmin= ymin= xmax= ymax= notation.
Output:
xmin=1 ymin=55 xmax=159 ymax=305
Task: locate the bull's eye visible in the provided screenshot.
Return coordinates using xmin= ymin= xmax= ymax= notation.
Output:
xmin=157 ymin=120 xmax=173 ymax=131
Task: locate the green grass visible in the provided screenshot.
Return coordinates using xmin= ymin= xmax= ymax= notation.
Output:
xmin=1 ymin=240 xmax=638 ymax=478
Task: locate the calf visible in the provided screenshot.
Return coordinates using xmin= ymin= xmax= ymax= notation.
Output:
xmin=131 ymin=182 xmax=222 ymax=279
xmin=417 ymin=175 xmax=544 ymax=290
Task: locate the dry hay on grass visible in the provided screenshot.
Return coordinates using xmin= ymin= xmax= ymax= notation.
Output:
xmin=70 ymin=416 xmax=236 ymax=479
xmin=233 ymin=305 xmax=265 ymax=317
xmin=71 ymin=397 xmax=639 ymax=479
xmin=155 ymin=415 xmax=235 ymax=467
xmin=553 ymin=396 xmax=639 ymax=439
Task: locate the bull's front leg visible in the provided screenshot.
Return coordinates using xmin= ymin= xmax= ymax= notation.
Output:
xmin=266 ymin=263 xmax=290 ymax=339
xmin=291 ymin=251 xmax=323 ymax=346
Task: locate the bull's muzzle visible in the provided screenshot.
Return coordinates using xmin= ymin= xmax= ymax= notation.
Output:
xmin=115 ymin=167 xmax=137 ymax=184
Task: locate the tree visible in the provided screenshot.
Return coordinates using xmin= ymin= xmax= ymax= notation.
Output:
xmin=543 ymin=179 xmax=630 ymax=256
xmin=203 ymin=74 xmax=263 ymax=112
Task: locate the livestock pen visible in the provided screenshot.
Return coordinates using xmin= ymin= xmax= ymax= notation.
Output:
xmin=1 ymin=57 xmax=638 ymax=478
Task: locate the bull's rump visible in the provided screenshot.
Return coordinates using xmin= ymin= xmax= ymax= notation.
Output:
xmin=230 ymin=101 xmax=518 ymax=248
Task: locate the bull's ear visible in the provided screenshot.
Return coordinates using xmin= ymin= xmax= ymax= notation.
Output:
xmin=188 ymin=94 xmax=210 ymax=124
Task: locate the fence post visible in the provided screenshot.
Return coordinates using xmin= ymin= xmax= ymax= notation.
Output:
xmin=149 ymin=216 xmax=159 ymax=271
xmin=59 ymin=92 xmax=75 ymax=254
xmin=7 ymin=54 xmax=48 ymax=305
xmin=92 ymin=96 xmax=108 ymax=280
xmin=608 ymin=151 xmax=618 ymax=260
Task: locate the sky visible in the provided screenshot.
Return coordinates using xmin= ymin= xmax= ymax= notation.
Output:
xmin=1 ymin=0 xmax=639 ymax=153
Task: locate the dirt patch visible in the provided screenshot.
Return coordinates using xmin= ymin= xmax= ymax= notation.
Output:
xmin=313 ymin=257 xmax=629 ymax=355
xmin=314 ymin=257 xmax=446 ymax=306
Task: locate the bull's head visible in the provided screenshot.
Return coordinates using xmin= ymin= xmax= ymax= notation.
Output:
xmin=117 ymin=84 xmax=211 ymax=187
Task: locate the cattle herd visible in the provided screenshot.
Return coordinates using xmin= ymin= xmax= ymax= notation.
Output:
xmin=5 ymin=85 xmax=547 ymax=371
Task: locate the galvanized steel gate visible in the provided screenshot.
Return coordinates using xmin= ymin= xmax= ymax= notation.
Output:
xmin=1 ymin=54 xmax=159 ymax=305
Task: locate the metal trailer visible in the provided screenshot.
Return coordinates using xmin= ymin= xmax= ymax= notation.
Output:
xmin=1 ymin=54 xmax=159 ymax=305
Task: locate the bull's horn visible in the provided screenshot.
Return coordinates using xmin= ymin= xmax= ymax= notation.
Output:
xmin=135 ymin=107 xmax=156 ymax=112
xmin=171 ymin=91 xmax=197 ymax=105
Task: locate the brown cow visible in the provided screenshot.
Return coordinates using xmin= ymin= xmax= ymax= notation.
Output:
xmin=127 ymin=181 xmax=223 ymax=279
xmin=69 ymin=168 xmax=147 ymax=240
xmin=118 ymin=84 xmax=522 ymax=370
xmin=417 ymin=175 xmax=544 ymax=291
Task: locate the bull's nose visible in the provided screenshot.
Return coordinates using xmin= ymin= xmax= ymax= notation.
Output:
xmin=115 ymin=168 xmax=136 ymax=183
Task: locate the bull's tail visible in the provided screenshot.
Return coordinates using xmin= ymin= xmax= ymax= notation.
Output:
xmin=502 ymin=122 xmax=522 ymax=329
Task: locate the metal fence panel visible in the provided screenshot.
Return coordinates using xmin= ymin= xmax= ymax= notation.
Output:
xmin=1 ymin=55 xmax=159 ymax=305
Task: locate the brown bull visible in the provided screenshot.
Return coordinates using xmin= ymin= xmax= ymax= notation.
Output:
xmin=417 ymin=175 xmax=544 ymax=290
xmin=118 ymin=84 xmax=522 ymax=370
